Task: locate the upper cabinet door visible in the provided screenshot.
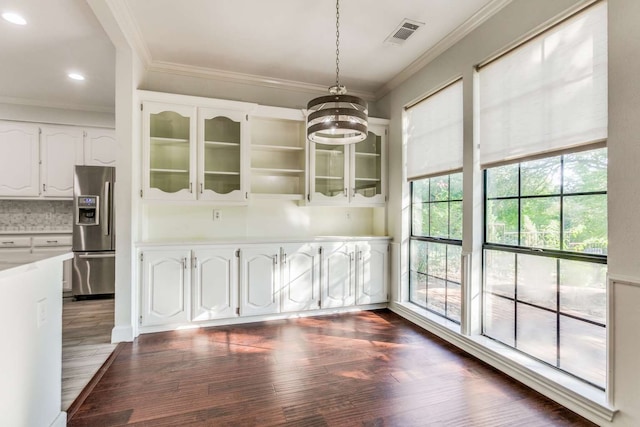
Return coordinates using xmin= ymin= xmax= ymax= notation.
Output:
xmin=40 ymin=125 xmax=84 ymax=198
xmin=197 ymin=108 xmax=248 ymax=202
xmin=143 ymin=102 xmax=197 ymax=200
xmin=350 ymin=124 xmax=387 ymax=206
xmin=0 ymin=122 xmax=40 ymax=197
xmin=308 ymin=143 xmax=349 ymax=205
xmin=84 ymin=128 xmax=116 ymax=167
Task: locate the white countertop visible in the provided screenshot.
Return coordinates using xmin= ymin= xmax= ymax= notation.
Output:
xmin=0 ymin=250 xmax=72 ymax=277
xmin=137 ymin=236 xmax=392 ymax=248
xmin=0 ymin=230 xmax=72 ymax=235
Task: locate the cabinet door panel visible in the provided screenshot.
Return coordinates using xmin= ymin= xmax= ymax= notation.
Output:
xmin=198 ymin=108 xmax=248 ymax=202
xmin=40 ymin=126 xmax=84 ymax=197
xmin=281 ymin=244 xmax=320 ymax=312
xmin=84 ymin=128 xmax=116 ymax=166
xmin=143 ymin=102 xmax=197 ymax=200
xmin=322 ymin=243 xmax=355 ymax=308
xmin=0 ymin=122 xmax=40 ymax=196
xmin=141 ymin=250 xmax=190 ymax=326
xmin=309 ymin=143 xmax=349 ymax=205
xmin=240 ymin=247 xmax=279 ymax=316
xmin=357 ymin=242 xmax=389 ymax=304
xmin=351 ymin=124 xmax=386 ymax=206
xmin=192 ymin=248 xmax=238 ymax=321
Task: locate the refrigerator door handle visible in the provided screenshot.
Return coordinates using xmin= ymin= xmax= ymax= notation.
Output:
xmin=104 ymin=181 xmax=111 ymax=236
xmin=78 ymin=253 xmax=116 ymax=259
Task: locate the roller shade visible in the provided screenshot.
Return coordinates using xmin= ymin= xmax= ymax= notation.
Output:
xmin=478 ymin=2 xmax=607 ymax=168
xmin=405 ymin=79 xmax=463 ymax=180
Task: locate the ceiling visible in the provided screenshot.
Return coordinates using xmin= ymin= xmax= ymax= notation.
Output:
xmin=0 ymin=0 xmax=509 ymax=113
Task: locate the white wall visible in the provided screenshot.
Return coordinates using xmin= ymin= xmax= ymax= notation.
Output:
xmin=0 ymin=102 xmax=114 ymax=128
xmin=607 ymin=0 xmax=640 ymax=424
xmin=0 ymin=256 xmax=68 ymax=427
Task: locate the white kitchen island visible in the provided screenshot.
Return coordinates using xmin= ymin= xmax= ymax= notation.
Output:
xmin=0 ymin=250 xmax=71 ymax=427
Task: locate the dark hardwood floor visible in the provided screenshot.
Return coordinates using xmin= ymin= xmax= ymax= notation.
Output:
xmin=68 ymin=310 xmax=596 ymax=426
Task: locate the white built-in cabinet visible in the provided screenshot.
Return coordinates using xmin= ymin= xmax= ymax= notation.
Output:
xmin=84 ymin=128 xmax=116 ymax=166
xmin=0 ymin=120 xmax=116 ymax=199
xmin=138 ymin=239 xmax=388 ymax=330
xmin=40 ymin=126 xmax=84 ymax=197
xmin=141 ymin=249 xmax=191 ymax=326
xmin=0 ymin=122 xmax=40 ymax=197
xmin=308 ymin=122 xmax=387 ymax=206
xmin=250 ymin=106 xmax=306 ymax=200
xmin=141 ymin=96 xmax=252 ymax=203
xmin=322 ymin=240 xmax=389 ymax=308
xmin=192 ymin=247 xmax=238 ymax=321
xmin=239 ymin=246 xmax=281 ymax=316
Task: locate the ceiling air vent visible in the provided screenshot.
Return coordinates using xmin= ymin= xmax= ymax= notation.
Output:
xmin=385 ymin=19 xmax=424 ymax=46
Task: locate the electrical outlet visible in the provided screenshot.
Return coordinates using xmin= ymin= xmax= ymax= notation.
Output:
xmin=213 ymin=209 xmax=222 ymax=221
xmin=37 ymin=298 xmax=46 ymax=327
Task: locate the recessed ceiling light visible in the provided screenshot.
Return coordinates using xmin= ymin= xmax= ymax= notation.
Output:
xmin=68 ymin=73 xmax=85 ymax=81
xmin=2 ymin=12 xmax=27 ymax=25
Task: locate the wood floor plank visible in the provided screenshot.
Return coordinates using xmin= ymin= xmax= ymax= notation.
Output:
xmin=68 ymin=310 xmax=597 ymax=426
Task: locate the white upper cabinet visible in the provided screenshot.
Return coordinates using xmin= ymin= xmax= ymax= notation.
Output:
xmin=309 ymin=121 xmax=387 ymax=206
xmin=40 ymin=126 xmax=84 ymax=198
xmin=142 ymin=101 xmax=197 ymax=201
xmin=250 ymin=106 xmax=306 ymax=200
xmin=0 ymin=122 xmax=40 ymax=197
xmin=197 ymin=108 xmax=248 ymax=202
xmin=84 ymin=128 xmax=116 ymax=166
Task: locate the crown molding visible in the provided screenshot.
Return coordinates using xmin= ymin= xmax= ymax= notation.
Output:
xmin=105 ymin=0 xmax=152 ymax=66
xmin=375 ymin=0 xmax=513 ymax=99
xmin=0 ymin=96 xmax=114 ymax=114
xmin=147 ymin=61 xmax=377 ymax=101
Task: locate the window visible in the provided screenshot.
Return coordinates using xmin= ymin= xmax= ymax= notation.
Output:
xmin=483 ymin=148 xmax=607 ymax=388
xmin=410 ymin=173 xmax=462 ymax=322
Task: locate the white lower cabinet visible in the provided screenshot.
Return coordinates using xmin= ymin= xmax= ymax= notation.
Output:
xmin=280 ymin=243 xmax=321 ymax=312
xmin=192 ymin=247 xmax=238 ymax=321
xmin=322 ymin=242 xmax=356 ymax=308
xmin=139 ymin=239 xmax=389 ymax=330
xmin=141 ymin=249 xmax=191 ymax=326
xmin=356 ymin=241 xmax=389 ymax=305
xmin=239 ymin=246 xmax=280 ymax=316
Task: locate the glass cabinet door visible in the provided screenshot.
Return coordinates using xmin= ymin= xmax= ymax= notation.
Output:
xmin=311 ymin=143 xmax=348 ymax=202
xmin=145 ymin=103 xmax=196 ymax=200
xmin=351 ymin=125 xmax=386 ymax=205
xmin=198 ymin=109 xmax=246 ymax=201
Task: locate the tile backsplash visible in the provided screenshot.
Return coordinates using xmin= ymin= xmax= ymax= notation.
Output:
xmin=0 ymin=200 xmax=73 ymax=231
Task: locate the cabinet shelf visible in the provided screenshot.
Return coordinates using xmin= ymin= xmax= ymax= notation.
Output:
xmin=204 ymin=141 xmax=240 ymax=147
xmin=252 ymin=144 xmax=304 ymax=152
xmin=150 ymin=137 xmax=190 ymax=145
xmin=204 ymin=170 xmax=240 ymax=176
xmin=355 ymin=152 xmax=381 ymax=157
xmin=251 ymin=167 xmax=304 ymax=175
xmin=316 ymin=149 xmax=344 ymax=154
xmin=150 ymin=168 xmax=189 ymax=173
xmin=316 ymin=176 xmax=344 ymax=180
xmin=355 ymin=177 xmax=381 ymax=182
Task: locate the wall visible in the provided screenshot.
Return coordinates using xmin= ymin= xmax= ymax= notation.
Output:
xmin=607 ymin=0 xmax=640 ymax=424
xmin=0 ymin=255 xmax=68 ymax=427
xmin=141 ymin=201 xmax=385 ymax=242
xmin=0 ymin=102 xmax=114 ymax=128
xmin=377 ymin=0 xmax=640 ymax=425
xmin=0 ymin=200 xmax=73 ymax=232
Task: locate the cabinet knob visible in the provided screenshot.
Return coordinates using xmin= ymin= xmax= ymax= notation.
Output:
xmin=273 ymin=255 xmax=278 ymax=265
xmin=343 ymin=188 xmax=348 ymax=197
xmin=200 ymin=183 xmax=203 ymax=194
xmin=189 ymin=182 xmax=193 ymax=193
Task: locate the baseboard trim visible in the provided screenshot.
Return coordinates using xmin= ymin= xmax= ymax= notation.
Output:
xmin=111 ymin=324 xmax=134 ymax=343
xmin=50 ymin=411 xmax=67 ymax=427
xmin=65 ymin=342 xmax=126 ymax=423
xmin=389 ymin=302 xmax=617 ymax=425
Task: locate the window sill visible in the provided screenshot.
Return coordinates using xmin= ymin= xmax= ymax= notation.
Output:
xmin=389 ymin=301 xmax=617 ymax=426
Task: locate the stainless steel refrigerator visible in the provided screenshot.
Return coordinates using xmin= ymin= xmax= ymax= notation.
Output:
xmin=72 ymin=165 xmax=115 ymax=296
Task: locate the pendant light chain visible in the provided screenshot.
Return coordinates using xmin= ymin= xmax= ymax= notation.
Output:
xmin=335 ymin=0 xmax=340 ymax=87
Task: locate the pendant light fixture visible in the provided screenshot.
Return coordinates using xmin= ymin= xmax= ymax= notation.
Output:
xmin=306 ymin=0 xmax=368 ymax=145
